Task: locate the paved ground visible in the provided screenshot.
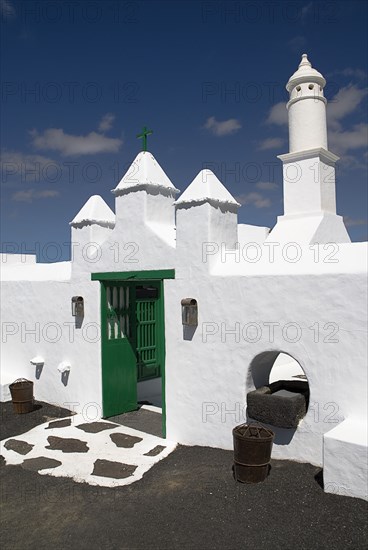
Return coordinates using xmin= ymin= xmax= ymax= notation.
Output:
xmin=1 ymin=404 xmax=176 ymax=487
xmin=1 ymin=402 xmax=367 ymax=550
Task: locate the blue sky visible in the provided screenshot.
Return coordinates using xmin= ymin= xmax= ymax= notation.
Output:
xmin=1 ymin=0 xmax=367 ymax=261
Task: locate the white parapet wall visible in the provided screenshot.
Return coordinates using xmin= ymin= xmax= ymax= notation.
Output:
xmin=0 ymin=253 xmax=36 ymax=265
xmin=323 ymin=418 xmax=368 ymax=501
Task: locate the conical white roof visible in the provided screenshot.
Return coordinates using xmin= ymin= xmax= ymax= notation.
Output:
xmin=286 ymin=53 xmax=326 ymax=91
xmin=112 ymin=151 xmax=179 ymax=195
xmin=175 ymin=169 xmax=240 ymax=208
xmin=69 ymin=195 xmax=115 ymax=227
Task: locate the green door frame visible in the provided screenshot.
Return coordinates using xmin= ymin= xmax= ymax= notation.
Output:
xmin=92 ymin=269 xmax=175 ymax=437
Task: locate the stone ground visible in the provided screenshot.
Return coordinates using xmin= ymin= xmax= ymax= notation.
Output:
xmin=1 ymin=402 xmax=176 ymax=487
xmin=1 ymin=401 xmax=367 ymax=550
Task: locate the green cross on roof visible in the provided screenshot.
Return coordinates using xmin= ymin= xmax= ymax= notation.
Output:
xmin=136 ymin=126 xmax=153 ymax=152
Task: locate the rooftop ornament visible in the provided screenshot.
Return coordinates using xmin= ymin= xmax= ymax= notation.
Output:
xmin=136 ymin=126 xmax=153 ymax=152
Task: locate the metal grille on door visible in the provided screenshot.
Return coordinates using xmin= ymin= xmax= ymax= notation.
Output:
xmin=136 ymin=287 xmax=160 ymax=380
xmin=106 ymin=284 xmax=130 ymax=340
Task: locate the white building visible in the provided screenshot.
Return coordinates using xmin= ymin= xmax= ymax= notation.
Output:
xmin=1 ymin=55 xmax=367 ymax=500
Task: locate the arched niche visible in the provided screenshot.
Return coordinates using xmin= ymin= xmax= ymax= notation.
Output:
xmin=246 ymin=350 xmax=310 ymax=432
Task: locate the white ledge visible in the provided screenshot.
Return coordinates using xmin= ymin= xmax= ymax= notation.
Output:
xmin=278 ymin=147 xmax=340 ymax=165
xmin=112 ymin=181 xmax=180 ymax=196
xmin=175 ymin=197 xmax=241 ymax=209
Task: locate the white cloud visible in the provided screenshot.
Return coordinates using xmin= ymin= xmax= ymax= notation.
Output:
xmin=336 ymin=154 xmax=366 ymax=171
xmin=235 ymin=192 xmax=271 ymax=208
xmin=1 ymin=149 xmax=55 ymax=167
xmin=0 ymin=150 xmax=57 ymax=181
xmin=301 ymin=2 xmax=313 ymax=20
xmin=98 ymin=113 xmax=115 ymax=132
xmin=203 ymin=116 xmax=242 ymax=137
xmin=327 ymin=85 xmax=368 ymax=130
xmin=329 ymin=68 xmax=367 ymax=80
xmin=0 ymin=0 xmax=16 ymax=19
xmin=256 ymin=181 xmax=278 ymax=190
xmin=328 ymin=123 xmax=368 ymax=155
xmin=257 ymin=137 xmax=285 ymax=150
xmin=288 ymin=36 xmax=307 ymax=53
xmin=343 ymin=217 xmax=367 ymax=227
xmin=12 ymin=189 xmax=60 ymax=202
xmin=266 ymin=102 xmax=288 ymax=126
xmin=30 ymin=128 xmax=123 ymax=156
xmin=327 ymin=85 xmax=367 ymax=157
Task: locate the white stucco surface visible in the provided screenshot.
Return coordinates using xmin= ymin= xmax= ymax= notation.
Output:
xmin=323 ymin=418 xmax=368 ymax=501
xmin=0 ymin=254 xmax=36 ymax=265
xmin=164 ymin=268 xmax=366 ymax=469
xmin=175 ymin=169 xmax=240 ymax=207
xmin=70 ymin=195 xmax=115 ymax=228
xmin=237 ymin=224 xmax=270 ymax=246
xmin=1 ymin=261 xmax=72 ymax=281
xmin=1 ymin=277 xmax=102 ymax=411
xmin=112 ymin=151 xmax=179 ymax=195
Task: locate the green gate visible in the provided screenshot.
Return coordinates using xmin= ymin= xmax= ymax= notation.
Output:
xmin=135 ymin=283 xmax=162 ymax=382
xmin=93 ymin=270 xmax=174 ymax=433
xmin=100 ymin=281 xmax=137 ymax=417
xmin=91 ymin=269 xmax=175 ymax=437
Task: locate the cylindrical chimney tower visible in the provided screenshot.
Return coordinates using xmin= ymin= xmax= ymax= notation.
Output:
xmin=286 ymin=53 xmax=328 ymax=153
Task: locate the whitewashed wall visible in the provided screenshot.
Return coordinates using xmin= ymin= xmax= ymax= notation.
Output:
xmin=164 ymin=239 xmax=368 ymax=500
xmin=1 ymin=275 xmax=102 ymax=415
xmin=165 ymin=268 xmax=367 ymax=450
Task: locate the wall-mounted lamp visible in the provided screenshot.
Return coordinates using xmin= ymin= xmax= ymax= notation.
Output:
xmin=181 ymin=298 xmax=198 ymax=326
xmin=71 ymin=296 xmax=84 ymax=317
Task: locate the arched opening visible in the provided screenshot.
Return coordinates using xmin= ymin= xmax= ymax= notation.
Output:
xmin=247 ymin=351 xmax=309 ymax=431
xmin=269 ymin=352 xmax=306 ymax=384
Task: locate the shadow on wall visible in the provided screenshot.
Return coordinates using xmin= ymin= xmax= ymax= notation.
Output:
xmin=183 ymin=325 xmax=197 ymax=341
xmin=245 ymin=413 xmax=297 ymax=446
xmin=35 ymin=364 xmax=44 ymax=379
xmin=61 ymin=371 xmax=70 ymax=386
xmin=248 ymin=351 xmax=281 ymax=389
xmin=75 ymin=315 xmax=83 ymax=329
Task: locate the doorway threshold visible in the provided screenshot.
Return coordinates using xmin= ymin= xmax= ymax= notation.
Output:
xmin=106 ymin=405 xmax=163 ymax=438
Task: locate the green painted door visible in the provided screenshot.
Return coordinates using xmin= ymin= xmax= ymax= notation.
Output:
xmin=101 ymin=280 xmax=165 ymax=418
xmin=101 ymin=282 xmax=137 ymax=417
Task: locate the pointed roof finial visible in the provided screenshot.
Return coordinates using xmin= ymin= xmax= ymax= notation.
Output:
xmin=174 ymin=169 xmax=240 ymax=208
xmin=299 ymin=53 xmax=311 ymax=67
xmin=286 ymin=53 xmax=326 ymax=92
xmin=112 ymin=151 xmax=180 ymax=196
xmin=69 ymin=195 xmax=115 ymax=228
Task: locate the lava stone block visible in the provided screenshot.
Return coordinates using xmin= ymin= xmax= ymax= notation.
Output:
xmin=247 ymin=380 xmax=309 ymax=429
xmin=4 ymin=439 xmax=34 ymax=455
